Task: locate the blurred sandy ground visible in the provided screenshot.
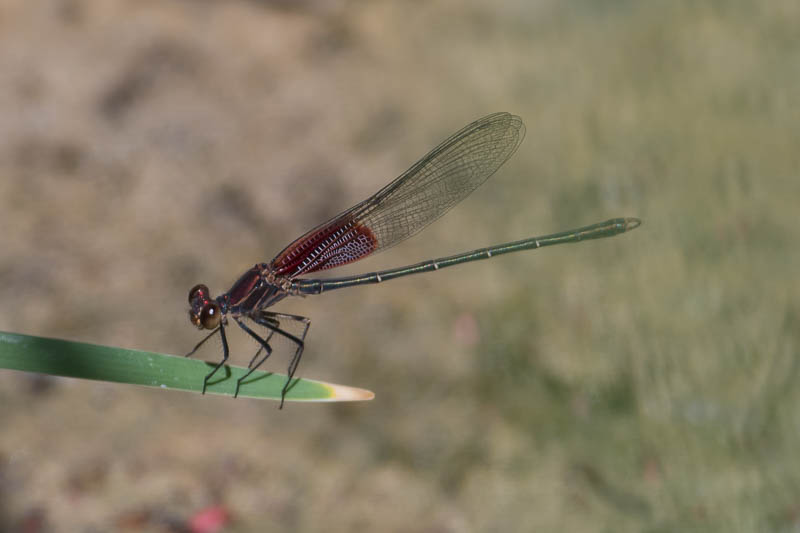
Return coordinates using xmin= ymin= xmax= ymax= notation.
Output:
xmin=1 ymin=1 xmax=799 ymax=531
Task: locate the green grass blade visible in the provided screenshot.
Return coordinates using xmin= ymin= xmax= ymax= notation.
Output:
xmin=0 ymin=331 xmax=374 ymax=403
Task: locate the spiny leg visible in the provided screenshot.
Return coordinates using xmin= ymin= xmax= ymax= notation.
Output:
xmin=201 ymin=324 xmax=229 ymax=394
xmin=185 ymin=326 xmax=220 ymax=358
xmin=233 ymin=317 xmax=280 ymax=398
xmin=248 ymin=345 xmax=263 ymax=369
xmin=247 ymin=329 xmax=277 ymax=368
xmin=252 ymin=311 xmax=311 ymax=409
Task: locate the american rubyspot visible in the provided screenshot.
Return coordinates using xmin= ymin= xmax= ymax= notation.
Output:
xmin=186 ymin=112 xmax=640 ymax=407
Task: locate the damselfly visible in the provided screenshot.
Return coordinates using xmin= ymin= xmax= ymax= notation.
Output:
xmin=186 ymin=113 xmax=640 ymax=407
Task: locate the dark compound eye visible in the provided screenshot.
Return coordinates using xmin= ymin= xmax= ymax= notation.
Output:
xmin=199 ymin=302 xmax=221 ymax=329
xmin=188 ymin=284 xmax=210 ymax=304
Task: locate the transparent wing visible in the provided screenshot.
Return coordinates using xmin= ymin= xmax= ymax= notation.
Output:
xmin=270 ymin=112 xmax=526 ymax=277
